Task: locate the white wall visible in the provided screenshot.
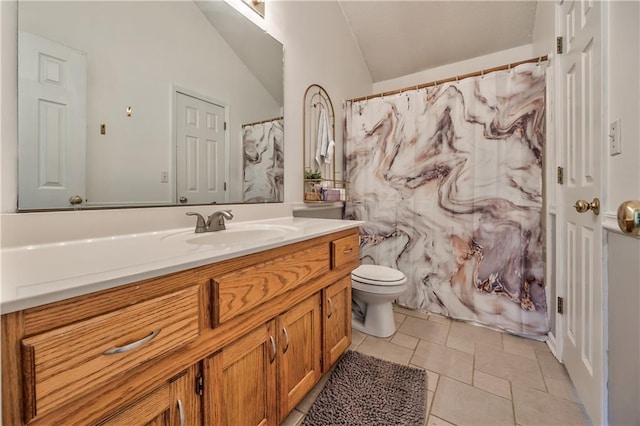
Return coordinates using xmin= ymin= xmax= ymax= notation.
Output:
xmin=532 ymin=0 xmax=555 ymax=57
xmin=0 ymin=1 xmax=18 ymax=214
xmin=372 ymin=44 xmax=534 ymax=94
xmin=15 ymin=1 xmax=281 ymax=207
xmin=265 ymin=1 xmax=372 ymax=202
xmin=606 ymin=2 xmax=640 ymax=424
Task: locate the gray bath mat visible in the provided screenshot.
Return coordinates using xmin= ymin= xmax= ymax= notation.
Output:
xmin=302 ymin=350 xmax=427 ymax=426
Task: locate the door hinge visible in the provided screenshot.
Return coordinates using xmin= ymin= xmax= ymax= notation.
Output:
xmin=557 ymin=297 xmax=564 ymax=314
xmin=556 ymin=36 xmax=563 ymax=54
xmin=557 ymin=167 xmax=564 ymax=184
xmin=196 ymin=375 xmax=204 ymax=396
xmin=224 ymin=121 xmax=227 ymax=131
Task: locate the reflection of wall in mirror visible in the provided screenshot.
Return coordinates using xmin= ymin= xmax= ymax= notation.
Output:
xmin=242 ymin=118 xmax=284 ymax=202
xmin=18 ymin=1 xmax=281 ymax=207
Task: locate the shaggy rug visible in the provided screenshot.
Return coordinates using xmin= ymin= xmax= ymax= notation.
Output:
xmin=301 ymin=350 xmax=427 ymax=426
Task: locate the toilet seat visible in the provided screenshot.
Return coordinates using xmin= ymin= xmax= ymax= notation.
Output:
xmin=351 ymin=265 xmax=407 ymax=287
xmin=350 ymin=265 xmax=408 ymax=337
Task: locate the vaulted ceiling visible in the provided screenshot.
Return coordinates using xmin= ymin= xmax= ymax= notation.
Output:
xmin=338 ymin=1 xmax=538 ymax=82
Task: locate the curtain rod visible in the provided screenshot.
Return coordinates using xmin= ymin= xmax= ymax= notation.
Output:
xmin=241 ymin=116 xmax=284 ymax=128
xmin=347 ymin=55 xmax=549 ymax=103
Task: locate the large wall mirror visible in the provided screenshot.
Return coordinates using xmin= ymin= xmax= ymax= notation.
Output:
xmin=17 ymin=0 xmax=284 ymax=211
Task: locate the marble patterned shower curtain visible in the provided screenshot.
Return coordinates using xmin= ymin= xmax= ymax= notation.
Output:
xmin=242 ymin=118 xmax=284 ymax=202
xmin=345 ymin=63 xmax=547 ymax=336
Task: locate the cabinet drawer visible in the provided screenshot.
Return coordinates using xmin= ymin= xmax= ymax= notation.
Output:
xmin=331 ymin=234 xmax=359 ymax=269
xmin=213 ymin=244 xmax=329 ymax=325
xmin=21 ymin=285 xmax=201 ymax=421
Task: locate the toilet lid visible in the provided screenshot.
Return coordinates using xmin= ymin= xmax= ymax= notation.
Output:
xmin=352 ymin=265 xmax=407 ymax=286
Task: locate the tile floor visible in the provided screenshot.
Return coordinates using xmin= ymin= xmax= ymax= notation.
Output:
xmin=282 ymin=305 xmax=592 ymax=426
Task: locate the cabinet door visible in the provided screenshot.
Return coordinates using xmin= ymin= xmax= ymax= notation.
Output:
xmin=169 ymin=364 xmax=202 ymax=426
xmin=324 ymin=276 xmax=352 ymax=370
xmin=277 ymin=294 xmax=322 ymax=422
xmin=98 ymin=364 xmax=200 ymax=426
xmin=203 ymin=321 xmax=278 ymax=426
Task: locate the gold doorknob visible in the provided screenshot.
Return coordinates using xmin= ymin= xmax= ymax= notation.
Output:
xmin=179 ymin=196 xmax=188 ymax=204
xmin=617 ymin=200 xmax=640 ymax=236
xmin=69 ymin=195 xmax=83 ymax=205
xmin=573 ymin=197 xmax=600 ymax=215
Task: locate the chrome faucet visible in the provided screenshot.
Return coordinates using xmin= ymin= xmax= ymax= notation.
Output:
xmin=207 ymin=210 xmax=233 ymax=231
xmin=186 ymin=210 xmax=233 ymax=233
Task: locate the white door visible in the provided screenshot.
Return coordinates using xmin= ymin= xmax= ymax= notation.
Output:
xmin=18 ymin=32 xmax=87 ymax=210
xmin=559 ymin=1 xmax=604 ymax=423
xmin=175 ymin=92 xmax=227 ymax=205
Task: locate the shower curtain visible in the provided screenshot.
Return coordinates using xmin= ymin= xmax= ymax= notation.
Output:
xmin=345 ymin=63 xmax=547 ymax=336
xmin=242 ymin=118 xmax=284 ymax=202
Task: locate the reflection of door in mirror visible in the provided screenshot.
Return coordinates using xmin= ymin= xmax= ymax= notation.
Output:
xmin=18 ymin=31 xmax=87 ymax=210
xmin=176 ymin=92 xmax=228 ymax=205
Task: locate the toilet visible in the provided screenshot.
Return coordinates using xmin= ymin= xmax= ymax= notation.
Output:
xmin=351 ymin=265 xmax=408 ymax=338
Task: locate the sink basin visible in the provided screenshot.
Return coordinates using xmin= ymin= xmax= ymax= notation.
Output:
xmin=159 ymin=222 xmax=301 ymax=247
xmin=185 ymin=228 xmax=288 ymax=246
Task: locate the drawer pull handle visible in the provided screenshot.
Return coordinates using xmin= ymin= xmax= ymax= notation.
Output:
xmin=177 ymin=399 xmax=185 ymax=426
xmin=327 ymin=297 xmax=334 ymax=318
xmin=103 ymin=329 xmax=161 ymax=355
xmin=282 ymin=327 xmax=290 ymax=354
xmin=343 ymin=248 xmax=353 ymax=254
xmin=269 ymin=336 xmax=276 ymax=363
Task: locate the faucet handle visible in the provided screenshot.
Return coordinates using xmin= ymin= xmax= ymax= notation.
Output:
xmin=186 ymin=212 xmax=207 ymax=233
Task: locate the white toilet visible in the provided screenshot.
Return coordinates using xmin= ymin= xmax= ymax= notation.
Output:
xmin=351 ymin=265 xmax=408 ymax=338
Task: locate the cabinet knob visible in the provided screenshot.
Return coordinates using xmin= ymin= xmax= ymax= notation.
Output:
xmin=269 ymin=336 xmax=276 ymax=363
xmin=282 ymin=327 xmax=289 ymax=354
xmin=177 ymin=399 xmax=185 ymax=426
xmin=327 ymin=297 xmax=334 ymax=318
xmin=103 ymin=329 xmax=160 ymax=355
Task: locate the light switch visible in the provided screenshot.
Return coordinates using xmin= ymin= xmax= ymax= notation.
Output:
xmin=609 ymin=119 xmax=621 ymax=156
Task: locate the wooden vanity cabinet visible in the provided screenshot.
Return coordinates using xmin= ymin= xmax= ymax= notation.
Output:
xmin=203 ymin=294 xmax=322 ymax=425
xmin=323 ymin=275 xmax=352 ymax=370
xmin=1 ymin=228 xmax=359 ymax=426
xmin=97 ymin=364 xmax=201 ymax=426
xmin=202 ymin=321 xmax=278 ymax=426
xmin=277 ymin=293 xmax=322 ymax=421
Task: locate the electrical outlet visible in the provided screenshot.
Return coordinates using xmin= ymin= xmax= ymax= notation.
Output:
xmin=160 ymin=171 xmax=169 ymax=183
xmin=609 ymin=119 xmax=622 ymax=156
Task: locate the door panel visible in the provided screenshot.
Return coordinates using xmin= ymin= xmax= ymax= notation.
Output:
xmin=559 ymin=1 xmax=603 ymax=423
xmin=18 ymin=31 xmax=87 ymax=209
xmin=176 ymin=92 xmax=227 ymax=205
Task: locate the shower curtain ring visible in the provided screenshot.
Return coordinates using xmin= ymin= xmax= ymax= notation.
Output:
xmin=455 ymin=76 xmax=459 ymax=84
xmin=537 ymin=56 xmax=542 ymax=66
xmin=481 ymin=70 xmax=484 ymax=79
xmin=507 ymin=63 xmax=511 ymax=73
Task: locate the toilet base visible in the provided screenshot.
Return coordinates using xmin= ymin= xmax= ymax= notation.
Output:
xmin=352 ymin=301 xmax=397 ymax=338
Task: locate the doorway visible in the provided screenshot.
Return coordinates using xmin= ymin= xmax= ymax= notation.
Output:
xmin=175 ymin=91 xmax=228 ymax=205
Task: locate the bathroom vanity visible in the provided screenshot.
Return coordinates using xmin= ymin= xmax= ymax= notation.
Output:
xmin=1 ymin=217 xmax=360 ymax=425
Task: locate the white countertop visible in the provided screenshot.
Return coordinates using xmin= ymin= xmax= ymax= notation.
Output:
xmin=0 ymin=217 xmax=361 ymax=313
